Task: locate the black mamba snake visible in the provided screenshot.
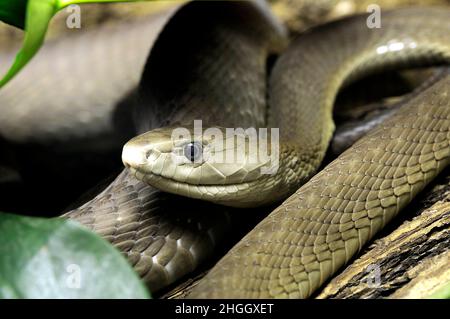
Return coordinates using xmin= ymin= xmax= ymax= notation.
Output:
xmin=1 ymin=1 xmax=449 ymax=298
xmin=122 ymin=5 xmax=450 ymax=298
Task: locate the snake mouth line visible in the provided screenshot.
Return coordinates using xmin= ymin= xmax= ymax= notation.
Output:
xmin=126 ymin=166 xmax=278 ymax=208
xmin=126 ymin=165 xmax=285 ymax=209
xmin=127 ymin=166 xmax=245 ymax=188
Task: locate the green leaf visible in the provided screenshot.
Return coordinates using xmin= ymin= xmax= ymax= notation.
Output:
xmin=0 ymin=212 xmax=150 ymax=299
xmin=0 ymin=0 xmax=28 ymax=29
xmin=0 ymin=0 xmax=143 ymax=88
xmin=0 ymin=0 xmax=56 ymax=87
xmin=56 ymin=0 xmax=140 ymax=7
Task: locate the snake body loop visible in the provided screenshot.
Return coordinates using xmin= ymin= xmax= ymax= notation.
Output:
xmin=125 ymin=8 xmax=450 ymax=210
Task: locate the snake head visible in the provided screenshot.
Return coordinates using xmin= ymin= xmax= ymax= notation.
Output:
xmin=122 ymin=124 xmax=282 ymax=207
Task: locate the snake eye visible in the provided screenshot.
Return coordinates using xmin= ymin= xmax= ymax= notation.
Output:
xmin=184 ymin=142 xmax=203 ymax=162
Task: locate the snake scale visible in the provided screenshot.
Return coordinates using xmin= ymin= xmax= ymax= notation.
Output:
xmin=1 ymin=0 xmax=449 ymax=298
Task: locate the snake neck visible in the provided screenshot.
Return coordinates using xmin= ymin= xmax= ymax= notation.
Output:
xmin=212 ymin=142 xmax=324 ymax=207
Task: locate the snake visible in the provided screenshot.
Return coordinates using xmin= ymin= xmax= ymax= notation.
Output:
xmin=122 ymin=6 xmax=450 ymax=298
xmin=0 ymin=0 xmax=449 ymax=298
xmin=0 ymin=0 xmax=289 ymax=293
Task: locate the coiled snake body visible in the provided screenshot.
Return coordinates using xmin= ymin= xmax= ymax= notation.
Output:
xmin=1 ymin=1 xmax=450 ymax=298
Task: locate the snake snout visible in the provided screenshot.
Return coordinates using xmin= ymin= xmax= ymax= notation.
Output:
xmin=122 ymin=131 xmax=173 ymax=172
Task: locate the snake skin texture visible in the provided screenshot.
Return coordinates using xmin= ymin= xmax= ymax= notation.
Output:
xmin=2 ymin=0 xmax=450 ymax=297
xmin=65 ymin=170 xmax=234 ymax=292
xmin=60 ymin=0 xmax=286 ymax=293
xmin=189 ymin=71 xmax=450 ymax=299
xmin=187 ymin=8 xmax=450 ymax=298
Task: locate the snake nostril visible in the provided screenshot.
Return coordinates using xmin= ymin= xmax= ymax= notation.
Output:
xmin=146 ymin=150 xmax=153 ymax=160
